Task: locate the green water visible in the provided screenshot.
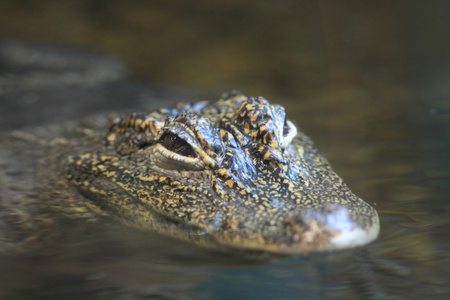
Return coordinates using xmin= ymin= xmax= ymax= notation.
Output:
xmin=1 ymin=1 xmax=449 ymax=299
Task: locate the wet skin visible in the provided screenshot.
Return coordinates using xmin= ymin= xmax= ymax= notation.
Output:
xmin=56 ymin=91 xmax=379 ymax=255
xmin=1 ymin=91 xmax=378 ymax=255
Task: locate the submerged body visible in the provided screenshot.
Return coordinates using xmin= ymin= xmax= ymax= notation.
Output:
xmin=2 ymin=92 xmax=379 ymax=255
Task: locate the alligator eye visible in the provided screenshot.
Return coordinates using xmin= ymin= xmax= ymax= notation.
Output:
xmin=138 ymin=141 xmax=153 ymax=149
xmin=159 ymin=132 xmax=196 ymax=158
xmin=280 ymin=118 xmax=297 ymax=149
xmin=283 ymin=119 xmax=290 ymax=136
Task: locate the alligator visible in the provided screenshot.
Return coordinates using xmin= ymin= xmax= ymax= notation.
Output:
xmin=0 ymin=91 xmax=379 ymax=256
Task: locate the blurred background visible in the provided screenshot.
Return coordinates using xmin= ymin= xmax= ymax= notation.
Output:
xmin=2 ymin=0 xmax=437 ymax=97
xmin=1 ymin=0 xmax=448 ymax=156
xmin=0 ymin=1 xmax=449 ymax=299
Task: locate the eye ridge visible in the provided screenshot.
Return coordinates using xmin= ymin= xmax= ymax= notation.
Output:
xmin=159 ymin=132 xmax=196 ymax=158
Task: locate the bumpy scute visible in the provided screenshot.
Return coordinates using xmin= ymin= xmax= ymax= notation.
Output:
xmin=65 ymin=91 xmax=379 ymax=255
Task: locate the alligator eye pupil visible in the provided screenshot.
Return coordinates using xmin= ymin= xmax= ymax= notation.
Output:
xmin=160 ymin=132 xmax=196 ymax=157
xmin=283 ymin=119 xmax=290 ymax=136
xmin=138 ymin=141 xmax=152 ymax=149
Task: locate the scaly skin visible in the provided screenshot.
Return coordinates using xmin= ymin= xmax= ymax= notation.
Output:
xmin=2 ymin=91 xmax=379 ymax=255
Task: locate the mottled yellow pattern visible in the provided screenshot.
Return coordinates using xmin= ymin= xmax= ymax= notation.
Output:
xmin=63 ymin=91 xmax=379 ymax=255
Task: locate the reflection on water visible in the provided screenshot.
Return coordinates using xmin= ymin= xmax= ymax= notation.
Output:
xmin=1 ymin=1 xmax=449 ymax=299
xmin=192 ymin=255 xmax=326 ymax=300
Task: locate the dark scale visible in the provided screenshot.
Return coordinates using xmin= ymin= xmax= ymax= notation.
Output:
xmin=21 ymin=92 xmax=379 ymax=255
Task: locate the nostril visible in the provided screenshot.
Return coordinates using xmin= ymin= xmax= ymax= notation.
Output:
xmin=303 ymin=204 xmax=356 ymax=233
xmin=302 ymin=204 xmax=379 ymax=250
xmin=281 ymin=204 xmax=378 ymax=252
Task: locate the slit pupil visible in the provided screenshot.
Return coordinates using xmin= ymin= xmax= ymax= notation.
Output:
xmin=138 ymin=141 xmax=153 ymax=149
xmin=160 ymin=132 xmax=196 ymax=157
xmin=283 ymin=119 xmax=290 ymax=136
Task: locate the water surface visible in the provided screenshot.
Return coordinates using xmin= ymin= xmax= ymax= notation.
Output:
xmin=0 ymin=1 xmax=449 ymax=299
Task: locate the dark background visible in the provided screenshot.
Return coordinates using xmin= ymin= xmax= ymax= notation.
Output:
xmin=0 ymin=1 xmax=449 ymax=299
